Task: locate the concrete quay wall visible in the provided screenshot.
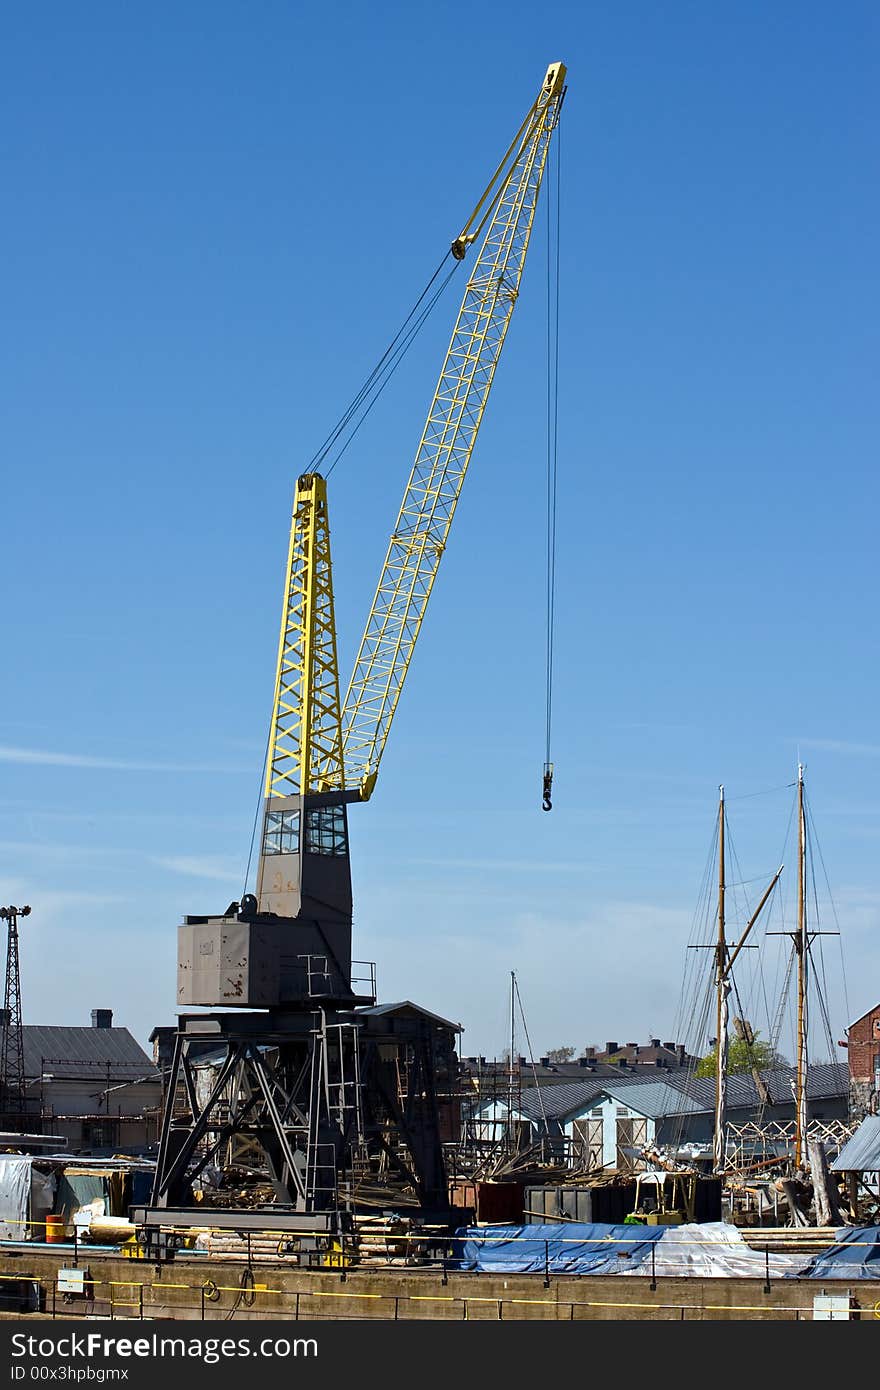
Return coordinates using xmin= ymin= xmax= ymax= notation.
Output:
xmin=0 ymin=1248 xmax=877 ymax=1321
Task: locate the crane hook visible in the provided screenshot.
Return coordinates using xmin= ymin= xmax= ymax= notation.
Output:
xmin=542 ymin=762 xmax=554 ymax=812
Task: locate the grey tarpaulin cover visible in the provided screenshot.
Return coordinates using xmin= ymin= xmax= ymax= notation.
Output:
xmin=616 ymin=1222 xmax=809 ymax=1277
xmin=0 ymin=1156 xmax=32 ymax=1240
xmin=30 ymin=1167 xmax=56 ymax=1236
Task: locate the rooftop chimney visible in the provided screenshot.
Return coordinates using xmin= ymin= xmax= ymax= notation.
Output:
xmin=606 ymin=1042 xmax=618 ymax=1055
xmin=651 ymin=1038 xmax=661 ymax=1048
xmin=91 ymin=1009 xmax=113 ymax=1029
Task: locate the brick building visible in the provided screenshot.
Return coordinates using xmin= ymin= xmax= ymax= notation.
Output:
xmin=840 ymin=1002 xmax=880 ymax=1117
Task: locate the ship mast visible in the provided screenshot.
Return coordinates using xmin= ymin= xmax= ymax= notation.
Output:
xmin=702 ymin=789 xmax=783 ymax=1175
xmin=794 ymin=762 xmax=809 ymax=1167
xmin=713 ymin=787 xmax=728 ymax=1171
xmin=507 ymin=969 xmax=517 ymax=1155
xmin=764 ymin=764 xmax=839 ymax=1173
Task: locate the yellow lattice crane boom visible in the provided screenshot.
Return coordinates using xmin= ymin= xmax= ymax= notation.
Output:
xmin=264 ymin=472 xmax=346 ymax=801
xmin=339 ymin=61 xmax=566 ymax=802
xmin=250 ymin=60 xmax=566 ymax=928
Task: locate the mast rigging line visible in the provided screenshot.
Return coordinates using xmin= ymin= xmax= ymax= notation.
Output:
xmin=725 ymin=780 xmax=797 ymax=802
xmin=804 ymin=800 xmax=840 ymax=1063
xmin=804 ymin=795 xmax=851 ymax=1030
xmin=513 ymin=974 xmax=548 ymax=1130
xmin=669 ymin=814 xmax=719 ymax=1053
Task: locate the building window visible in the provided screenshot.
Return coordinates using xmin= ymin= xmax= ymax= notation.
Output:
xmin=304 ymin=804 xmax=347 ymax=856
xmin=263 ymin=809 xmax=300 ymax=855
xmin=82 ymin=1120 xmax=115 ymax=1148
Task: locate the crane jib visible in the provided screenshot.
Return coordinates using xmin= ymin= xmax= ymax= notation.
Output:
xmin=337 ymin=62 xmax=566 ymax=802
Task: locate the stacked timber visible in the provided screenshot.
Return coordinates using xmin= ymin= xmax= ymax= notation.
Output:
xmin=191 ymin=1230 xmax=343 ymax=1264
xmin=739 ymin=1226 xmax=840 ymax=1254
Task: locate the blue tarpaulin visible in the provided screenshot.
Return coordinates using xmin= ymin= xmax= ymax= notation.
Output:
xmin=451 ymin=1222 xmax=664 ymax=1275
xmin=451 ymin=1221 xmax=880 ymax=1279
xmin=794 ymin=1227 xmax=880 ymax=1280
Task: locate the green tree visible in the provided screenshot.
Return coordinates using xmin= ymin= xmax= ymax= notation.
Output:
xmin=695 ymin=1032 xmax=785 ymax=1078
xmin=545 ymin=1046 xmax=576 ymax=1063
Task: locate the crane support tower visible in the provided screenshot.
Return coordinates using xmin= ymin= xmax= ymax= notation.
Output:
xmin=142 ymin=62 xmax=567 ymax=1248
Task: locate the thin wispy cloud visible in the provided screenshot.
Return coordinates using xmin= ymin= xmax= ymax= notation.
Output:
xmin=0 ymin=839 xmax=127 ymax=860
xmin=407 ymin=856 xmax=589 ymax=875
xmin=152 ymin=855 xmax=243 ymax=883
xmin=5 ymin=888 xmax=129 ymax=916
xmin=0 ymin=745 xmax=248 ymax=774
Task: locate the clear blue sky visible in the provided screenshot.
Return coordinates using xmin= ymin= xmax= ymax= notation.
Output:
xmin=2 ymin=2 xmax=877 ymax=1065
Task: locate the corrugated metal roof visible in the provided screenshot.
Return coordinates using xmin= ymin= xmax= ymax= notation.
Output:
xmin=515 ymin=1079 xmax=609 ymax=1121
xmin=461 ymin=1058 xmax=695 ymax=1084
xmin=5 ymin=1027 xmax=157 ymax=1080
xmin=597 ymin=1080 xmax=709 ymax=1118
xmin=799 ymin=1062 xmax=851 ymax=1100
xmin=507 ymin=1063 xmax=849 ymax=1125
xmin=664 ymin=1074 xmax=753 ymax=1110
xmin=831 ymin=1116 xmax=880 ymax=1172
xmin=663 ymin=1063 xmax=849 ymax=1110
xmin=358 ymin=1001 xmax=461 ymax=1031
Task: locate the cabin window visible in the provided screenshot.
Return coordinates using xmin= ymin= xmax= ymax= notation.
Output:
xmin=304 ymin=804 xmax=348 ymax=856
xmin=263 ymin=809 xmax=300 ymax=855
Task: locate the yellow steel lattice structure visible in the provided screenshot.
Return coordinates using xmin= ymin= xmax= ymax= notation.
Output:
xmin=339 ymin=62 xmax=566 ymax=801
xmin=265 ymin=473 xmax=345 ymax=796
